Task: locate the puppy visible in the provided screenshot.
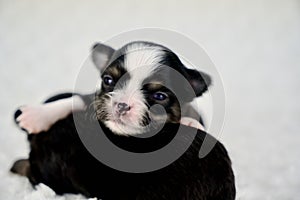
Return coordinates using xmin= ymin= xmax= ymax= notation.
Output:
xmin=11 ymin=41 xmax=235 ymax=199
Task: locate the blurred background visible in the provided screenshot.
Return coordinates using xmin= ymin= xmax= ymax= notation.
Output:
xmin=1 ymin=0 xmax=300 ymax=199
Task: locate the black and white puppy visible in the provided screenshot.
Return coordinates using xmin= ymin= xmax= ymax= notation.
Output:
xmin=11 ymin=41 xmax=235 ymax=200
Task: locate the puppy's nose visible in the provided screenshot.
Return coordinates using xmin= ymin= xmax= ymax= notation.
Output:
xmin=117 ymin=102 xmax=130 ymax=114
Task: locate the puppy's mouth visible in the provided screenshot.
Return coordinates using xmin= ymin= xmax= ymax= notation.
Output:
xmin=110 ymin=112 xmax=126 ymax=125
xmin=113 ymin=109 xmax=149 ymax=126
xmin=111 ymin=118 xmax=124 ymax=125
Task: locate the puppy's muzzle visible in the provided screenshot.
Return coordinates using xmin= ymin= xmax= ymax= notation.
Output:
xmin=117 ymin=102 xmax=130 ymax=115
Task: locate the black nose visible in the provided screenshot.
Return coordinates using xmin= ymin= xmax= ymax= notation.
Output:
xmin=117 ymin=102 xmax=130 ymax=113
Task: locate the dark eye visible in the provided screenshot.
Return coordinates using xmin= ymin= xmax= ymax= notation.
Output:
xmin=153 ymin=92 xmax=168 ymax=101
xmin=103 ymin=75 xmax=114 ymax=86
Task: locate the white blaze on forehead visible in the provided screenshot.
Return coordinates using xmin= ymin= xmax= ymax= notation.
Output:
xmin=124 ymin=43 xmax=165 ymax=69
xmin=124 ymin=43 xmax=165 ymax=87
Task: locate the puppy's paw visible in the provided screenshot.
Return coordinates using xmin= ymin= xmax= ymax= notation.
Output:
xmin=180 ymin=117 xmax=205 ymax=131
xmin=16 ymin=105 xmax=55 ymax=134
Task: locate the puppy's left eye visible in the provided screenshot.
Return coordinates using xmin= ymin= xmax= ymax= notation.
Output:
xmin=153 ymin=92 xmax=168 ymax=101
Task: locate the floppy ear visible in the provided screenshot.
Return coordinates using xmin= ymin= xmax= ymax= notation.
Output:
xmin=185 ymin=68 xmax=212 ymax=97
xmin=91 ymin=43 xmax=115 ymax=72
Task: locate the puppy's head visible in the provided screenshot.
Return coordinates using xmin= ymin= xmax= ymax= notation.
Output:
xmin=91 ymin=41 xmax=211 ymax=136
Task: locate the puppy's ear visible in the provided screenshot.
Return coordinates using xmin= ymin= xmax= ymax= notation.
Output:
xmin=185 ymin=68 xmax=212 ymax=97
xmin=91 ymin=43 xmax=115 ymax=72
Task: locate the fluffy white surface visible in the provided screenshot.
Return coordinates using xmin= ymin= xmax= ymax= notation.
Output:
xmin=1 ymin=0 xmax=300 ymax=199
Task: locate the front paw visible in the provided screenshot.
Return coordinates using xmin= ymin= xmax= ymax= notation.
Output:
xmin=14 ymin=108 xmax=28 ymax=133
xmin=180 ymin=117 xmax=205 ymax=131
xmin=15 ymin=105 xmax=53 ymax=134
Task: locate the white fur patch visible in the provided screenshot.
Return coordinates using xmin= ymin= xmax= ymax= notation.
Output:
xmin=104 ymin=43 xmax=166 ymax=135
xmin=124 ymin=43 xmax=165 ymax=73
xmin=122 ymin=43 xmax=165 ymax=105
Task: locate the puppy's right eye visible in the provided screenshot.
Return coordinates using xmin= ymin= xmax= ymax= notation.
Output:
xmin=103 ymin=75 xmax=114 ymax=86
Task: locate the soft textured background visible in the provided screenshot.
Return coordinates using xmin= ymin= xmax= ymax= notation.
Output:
xmin=1 ymin=0 xmax=300 ymax=199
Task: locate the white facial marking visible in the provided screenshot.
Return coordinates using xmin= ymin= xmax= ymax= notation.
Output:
xmin=105 ymin=43 xmax=166 ymax=135
xmin=123 ymin=43 xmax=165 ymax=101
xmin=124 ymin=43 xmax=165 ymax=75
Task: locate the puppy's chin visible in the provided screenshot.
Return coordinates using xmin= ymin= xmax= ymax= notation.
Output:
xmin=104 ymin=120 xmax=146 ymax=136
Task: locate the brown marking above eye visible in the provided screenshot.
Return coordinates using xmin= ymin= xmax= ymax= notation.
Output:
xmin=145 ymin=82 xmax=164 ymax=91
xmin=106 ymin=66 xmax=122 ymax=78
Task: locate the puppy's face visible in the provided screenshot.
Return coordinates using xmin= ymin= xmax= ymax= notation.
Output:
xmin=92 ymin=42 xmax=211 ymax=136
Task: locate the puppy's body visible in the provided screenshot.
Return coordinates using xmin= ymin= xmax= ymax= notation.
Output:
xmin=11 ymin=41 xmax=235 ymax=199
xmin=18 ymin=100 xmax=234 ymax=200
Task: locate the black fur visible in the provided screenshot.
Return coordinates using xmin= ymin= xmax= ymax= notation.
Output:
xmin=11 ymin=41 xmax=235 ymax=199
xmin=11 ymin=94 xmax=235 ymax=200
